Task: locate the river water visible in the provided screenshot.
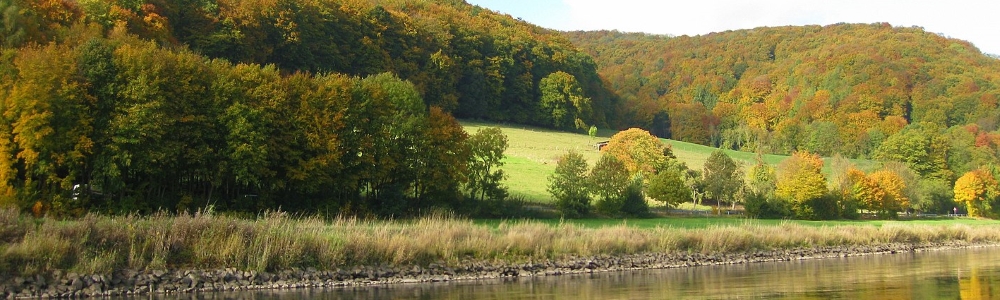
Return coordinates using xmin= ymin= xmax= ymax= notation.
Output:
xmin=145 ymin=246 xmax=1000 ymax=299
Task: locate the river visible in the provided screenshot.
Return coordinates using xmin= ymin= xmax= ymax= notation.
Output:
xmin=138 ymin=246 xmax=1000 ymax=299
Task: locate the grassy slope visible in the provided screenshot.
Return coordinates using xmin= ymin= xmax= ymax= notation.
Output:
xmin=462 ymin=121 xmax=879 ymax=204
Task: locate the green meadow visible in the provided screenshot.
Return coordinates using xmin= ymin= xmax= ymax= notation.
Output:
xmin=462 ymin=121 xmax=879 ymax=204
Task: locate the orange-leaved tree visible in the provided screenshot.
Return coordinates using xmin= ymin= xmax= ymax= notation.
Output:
xmin=954 ymin=169 xmax=1000 ymax=218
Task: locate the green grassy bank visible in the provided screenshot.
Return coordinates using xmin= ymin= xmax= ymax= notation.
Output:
xmin=4 ymin=208 xmax=1000 ymax=278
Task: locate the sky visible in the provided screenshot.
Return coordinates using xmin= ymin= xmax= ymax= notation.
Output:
xmin=465 ymin=0 xmax=1000 ymax=55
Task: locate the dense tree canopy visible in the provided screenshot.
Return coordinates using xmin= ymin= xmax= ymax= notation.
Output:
xmin=4 ymin=0 xmax=623 ymax=128
xmin=0 ymin=27 xmax=519 ymax=216
xmin=566 ymin=25 xmax=1000 ymax=170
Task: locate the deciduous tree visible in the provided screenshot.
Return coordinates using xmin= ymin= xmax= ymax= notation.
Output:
xmin=601 ymin=128 xmax=669 ymax=176
xmin=646 ymin=167 xmax=690 ymax=208
xmin=549 ymin=150 xmax=591 ymax=218
xmin=589 ymin=154 xmax=630 ymax=215
xmin=703 ymin=150 xmax=743 ymax=210
xmin=954 ymin=170 xmax=1000 ymax=218
xmin=466 ymin=126 xmax=508 ymax=202
xmin=539 ymin=71 xmax=592 ymax=130
xmin=776 ymin=151 xmax=827 ymax=219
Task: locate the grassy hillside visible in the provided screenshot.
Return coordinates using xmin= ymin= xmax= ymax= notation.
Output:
xmin=463 ymin=121 xmax=878 ymax=203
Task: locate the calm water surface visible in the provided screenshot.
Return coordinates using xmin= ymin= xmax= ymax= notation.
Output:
xmin=145 ymin=247 xmax=1000 ymax=299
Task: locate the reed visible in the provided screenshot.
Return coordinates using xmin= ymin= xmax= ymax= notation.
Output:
xmin=3 ymin=208 xmax=1000 ymax=278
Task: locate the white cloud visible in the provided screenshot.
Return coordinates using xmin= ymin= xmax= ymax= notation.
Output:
xmin=559 ymin=0 xmax=1000 ymax=55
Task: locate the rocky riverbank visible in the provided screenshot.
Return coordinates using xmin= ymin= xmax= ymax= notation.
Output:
xmin=2 ymin=241 xmax=992 ymax=299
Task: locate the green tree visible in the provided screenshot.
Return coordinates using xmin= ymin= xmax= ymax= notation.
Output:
xmin=353 ymin=72 xmax=427 ymax=215
xmin=412 ymin=106 xmax=470 ymax=206
xmin=914 ymin=179 xmax=956 ymax=214
xmin=539 ymin=71 xmax=592 ymax=130
xmin=703 ymin=150 xmax=744 ymax=211
xmin=466 ymin=126 xmax=508 ymax=202
xmin=589 ymin=154 xmax=630 ymax=215
xmin=620 ymin=174 xmax=649 ymax=217
xmin=646 ymin=167 xmax=690 ymax=208
xmin=549 ymin=150 xmax=591 ymax=218
xmin=874 ymin=125 xmax=952 ymax=181
xmin=746 ymin=154 xmax=777 ymax=198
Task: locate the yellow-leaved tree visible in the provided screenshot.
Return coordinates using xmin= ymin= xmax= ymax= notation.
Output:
xmin=776 ymin=151 xmax=827 ymax=219
xmin=855 ymin=169 xmax=908 ymax=219
xmin=601 ymin=128 xmax=670 ymax=176
xmin=954 ymin=170 xmax=1000 ymax=218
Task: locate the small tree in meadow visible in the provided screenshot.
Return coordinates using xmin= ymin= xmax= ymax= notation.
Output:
xmin=466 ymin=127 xmax=509 ymax=202
xmin=549 ymin=151 xmax=592 ymax=218
xmin=647 ymin=167 xmax=691 ymax=208
xmin=703 ymin=150 xmax=744 ymax=211
xmin=589 ymin=154 xmax=631 ymax=216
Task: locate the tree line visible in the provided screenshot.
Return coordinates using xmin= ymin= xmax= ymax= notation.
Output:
xmin=549 ymin=128 xmax=1000 ymax=220
xmin=0 ymin=0 xmax=630 ymax=216
xmin=1 ymin=28 xmax=522 ymax=217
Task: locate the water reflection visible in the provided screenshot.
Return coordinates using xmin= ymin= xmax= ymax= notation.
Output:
xmin=140 ymin=247 xmax=1000 ymax=299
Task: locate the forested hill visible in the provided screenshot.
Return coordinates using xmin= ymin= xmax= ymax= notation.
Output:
xmin=1 ymin=0 xmax=618 ymax=128
xmin=0 ymin=0 xmax=619 ymax=215
xmin=564 ymin=24 xmax=1000 ymax=162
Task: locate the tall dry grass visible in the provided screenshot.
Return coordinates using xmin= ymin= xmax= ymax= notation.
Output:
xmin=3 ymin=208 xmax=1000 ymax=277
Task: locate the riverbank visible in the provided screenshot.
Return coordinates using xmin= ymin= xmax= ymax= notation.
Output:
xmin=4 ymin=242 xmax=997 ymax=298
xmin=4 ymin=208 xmax=1000 ymax=298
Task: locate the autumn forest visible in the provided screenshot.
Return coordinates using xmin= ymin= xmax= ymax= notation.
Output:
xmin=1 ymin=0 xmax=999 ymax=219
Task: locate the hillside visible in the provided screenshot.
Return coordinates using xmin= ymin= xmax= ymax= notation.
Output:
xmin=462 ymin=122 xmax=877 ymax=203
xmin=1 ymin=0 xmax=619 ymax=127
xmin=2 ymin=0 xmax=996 ymax=216
xmin=0 ymin=0 xmax=627 ymax=215
xmin=565 ymin=24 xmax=1000 ymax=183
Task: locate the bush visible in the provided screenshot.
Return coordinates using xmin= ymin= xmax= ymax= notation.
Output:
xmin=744 ymin=192 xmax=792 ymax=219
xmin=808 ymin=194 xmax=841 ymax=220
xmin=620 ymin=176 xmax=649 ymax=217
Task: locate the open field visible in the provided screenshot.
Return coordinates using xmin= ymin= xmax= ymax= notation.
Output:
xmin=462 ymin=121 xmax=879 ymax=204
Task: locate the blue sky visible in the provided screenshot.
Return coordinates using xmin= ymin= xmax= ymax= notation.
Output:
xmin=466 ymin=0 xmax=1000 ymax=55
